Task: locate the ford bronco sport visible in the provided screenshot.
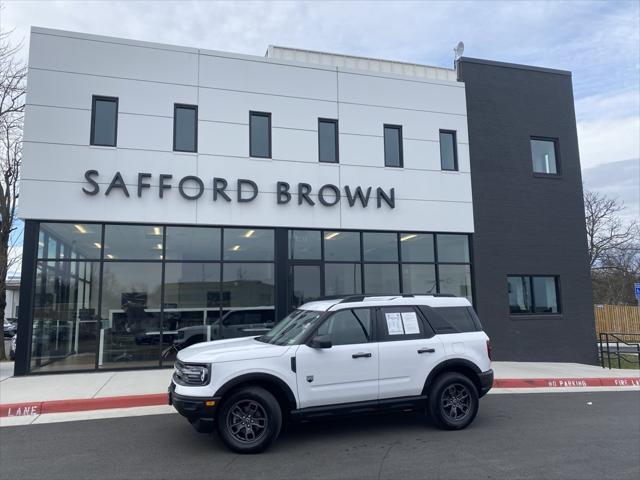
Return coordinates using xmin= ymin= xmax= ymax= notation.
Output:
xmin=169 ymin=294 xmax=493 ymax=453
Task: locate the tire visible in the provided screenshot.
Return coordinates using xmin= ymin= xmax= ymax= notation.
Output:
xmin=217 ymin=386 xmax=282 ymax=453
xmin=427 ymin=372 xmax=479 ymax=430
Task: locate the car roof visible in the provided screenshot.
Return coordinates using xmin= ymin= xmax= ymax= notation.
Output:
xmin=299 ymin=295 xmax=472 ymax=312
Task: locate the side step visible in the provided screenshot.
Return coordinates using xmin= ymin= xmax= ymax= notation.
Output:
xmin=290 ymin=395 xmax=427 ymax=420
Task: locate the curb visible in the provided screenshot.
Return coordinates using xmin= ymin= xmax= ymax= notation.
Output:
xmin=0 ymin=393 xmax=168 ymax=418
xmin=1 ymin=377 xmax=639 ymax=418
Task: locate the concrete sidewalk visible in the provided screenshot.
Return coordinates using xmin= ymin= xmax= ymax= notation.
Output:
xmin=0 ymin=361 xmax=638 ymax=419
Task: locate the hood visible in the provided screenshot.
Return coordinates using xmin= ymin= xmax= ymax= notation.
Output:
xmin=176 ymin=336 xmax=290 ymax=364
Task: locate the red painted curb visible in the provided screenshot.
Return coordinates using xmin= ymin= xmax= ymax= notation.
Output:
xmin=1 ymin=393 xmax=168 ymax=418
xmin=493 ymin=377 xmax=640 ymax=388
xmin=1 ymin=378 xmax=639 ymax=418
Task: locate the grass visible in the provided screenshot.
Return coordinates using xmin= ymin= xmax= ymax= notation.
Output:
xmin=599 ymin=353 xmax=640 ymax=370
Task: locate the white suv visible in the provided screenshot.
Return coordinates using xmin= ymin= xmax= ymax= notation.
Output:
xmin=169 ymin=295 xmax=493 ymax=453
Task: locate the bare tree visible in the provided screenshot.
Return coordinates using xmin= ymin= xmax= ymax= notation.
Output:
xmin=584 ymin=190 xmax=640 ymax=305
xmin=584 ymin=190 xmax=638 ymax=268
xmin=0 ymin=30 xmax=26 ymax=360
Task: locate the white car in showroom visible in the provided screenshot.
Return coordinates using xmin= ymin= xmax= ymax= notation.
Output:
xmin=169 ymin=294 xmax=493 ymax=453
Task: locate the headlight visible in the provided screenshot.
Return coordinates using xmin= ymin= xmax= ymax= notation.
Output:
xmin=173 ymin=360 xmax=210 ymax=386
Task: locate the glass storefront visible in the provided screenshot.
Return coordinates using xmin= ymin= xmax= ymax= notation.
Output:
xmin=28 ymin=222 xmax=472 ymax=373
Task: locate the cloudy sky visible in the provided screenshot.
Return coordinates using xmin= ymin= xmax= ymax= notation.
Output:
xmin=1 ymin=0 xmax=639 ymax=272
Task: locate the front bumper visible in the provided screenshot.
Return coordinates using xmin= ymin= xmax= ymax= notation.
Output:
xmin=168 ymin=382 xmax=220 ymax=420
xmin=478 ymin=369 xmax=494 ymax=397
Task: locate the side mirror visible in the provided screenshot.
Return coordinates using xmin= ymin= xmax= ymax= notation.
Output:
xmin=310 ymin=335 xmax=332 ymax=349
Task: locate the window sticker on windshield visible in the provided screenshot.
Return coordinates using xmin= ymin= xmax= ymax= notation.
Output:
xmin=401 ymin=312 xmax=420 ymax=334
xmin=385 ymin=312 xmax=404 ymax=335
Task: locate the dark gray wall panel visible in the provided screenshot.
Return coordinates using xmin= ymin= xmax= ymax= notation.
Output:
xmin=458 ymin=57 xmax=598 ymax=364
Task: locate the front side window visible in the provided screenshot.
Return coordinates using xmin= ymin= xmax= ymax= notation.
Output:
xmin=317 ymin=308 xmax=372 ymax=345
xmin=439 ymin=130 xmax=458 ymax=171
xmin=507 ymin=275 xmax=560 ymax=314
xmin=318 ymin=118 xmax=338 ymax=163
xmin=530 ymin=137 xmax=559 ymax=175
xmin=250 ymin=111 xmax=271 ymax=158
xmin=174 ymin=104 xmax=197 ymax=152
xmin=90 ymin=96 xmax=118 ymax=147
xmin=384 ymin=124 xmax=403 ymax=167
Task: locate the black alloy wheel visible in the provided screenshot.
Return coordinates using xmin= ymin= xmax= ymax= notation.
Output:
xmin=217 ymin=386 xmax=282 ymax=453
xmin=427 ymin=372 xmax=479 ymax=430
xmin=226 ymin=399 xmax=269 ymax=443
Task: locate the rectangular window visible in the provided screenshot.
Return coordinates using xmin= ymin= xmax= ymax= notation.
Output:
xmin=384 ymin=124 xmax=403 ymax=167
xmin=318 ymin=118 xmax=339 ymax=163
xmin=250 ymin=111 xmax=272 ymax=158
xmin=174 ymin=104 xmax=198 ymax=152
xmin=507 ymin=275 xmax=560 ymax=314
xmin=439 ymin=130 xmax=458 ymax=171
xmin=530 ymin=137 xmax=559 ymax=175
xmin=90 ymin=96 xmax=118 ymax=147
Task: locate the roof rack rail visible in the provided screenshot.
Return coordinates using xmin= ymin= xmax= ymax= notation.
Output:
xmin=338 ymin=295 xmax=367 ymax=303
xmin=431 ymin=293 xmax=456 ymax=297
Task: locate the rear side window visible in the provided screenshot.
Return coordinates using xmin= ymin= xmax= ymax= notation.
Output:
xmin=377 ymin=306 xmax=434 ymax=341
xmin=418 ymin=306 xmax=481 ymax=334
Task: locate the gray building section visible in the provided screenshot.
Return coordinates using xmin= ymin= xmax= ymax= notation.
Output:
xmin=457 ymin=57 xmax=598 ymax=363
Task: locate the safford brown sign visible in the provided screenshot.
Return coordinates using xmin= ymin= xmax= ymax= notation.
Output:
xmin=81 ymin=170 xmax=396 ymax=209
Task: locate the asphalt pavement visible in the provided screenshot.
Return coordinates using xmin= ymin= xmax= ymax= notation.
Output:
xmin=1 ymin=392 xmax=639 ymax=480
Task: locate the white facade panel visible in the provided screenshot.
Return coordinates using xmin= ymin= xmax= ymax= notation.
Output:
xmin=199 ymin=54 xmax=337 ymax=101
xmin=26 ymin=68 xmax=197 ymax=117
xmin=198 ymin=88 xmax=337 ymax=130
xmin=338 ymin=71 xmax=467 ymax=115
xmin=28 ymin=30 xmax=198 ymax=85
xmin=21 ymin=27 xmax=474 ymax=234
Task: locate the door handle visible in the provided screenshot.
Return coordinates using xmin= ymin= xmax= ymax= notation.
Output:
xmin=352 ymin=352 xmax=372 ymax=358
xmin=418 ymin=348 xmax=435 ymax=354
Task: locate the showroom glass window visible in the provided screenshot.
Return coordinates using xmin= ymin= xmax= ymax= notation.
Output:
xmin=250 ymin=111 xmax=271 ymax=158
xmin=90 ymin=96 xmax=118 ymax=147
xmin=173 ymin=104 xmax=197 ymax=152
xmin=435 ymin=234 xmax=473 ymax=302
xmin=530 ymin=137 xmax=559 ymax=175
xmin=31 ymin=223 xmax=103 ymax=372
xmin=439 ymin=130 xmax=458 ymax=171
xmin=507 ymin=275 xmax=560 ymax=314
xmin=318 ymin=118 xmax=339 ymax=163
xmin=29 ymin=222 xmax=275 ymax=373
xmin=384 ymin=124 xmax=403 ymax=167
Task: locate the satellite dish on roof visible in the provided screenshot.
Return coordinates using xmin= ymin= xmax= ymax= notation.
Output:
xmin=454 ymin=41 xmax=465 ymax=60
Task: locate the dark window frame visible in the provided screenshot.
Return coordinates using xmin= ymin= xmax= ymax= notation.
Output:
xmin=507 ymin=274 xmax=561 ymax=315
xmin=249 ymin=111 xmax=272 ymax=158
xmin=318 ymin=118 xmax=339 ymax=163
xmin=530 ymin=136 xmax=561 ymax=177
xmin=173 ymin=104 xmax=198 ymax=153
xmin=90 ymin=95 xmax=118 ymax=147
xmin=314 ymin=307 xmax=375 ymax=345
xmin=383 ymin=124 xmax=404 ymax=168
xmin=439 ymin=129 xmax=458 ymax=171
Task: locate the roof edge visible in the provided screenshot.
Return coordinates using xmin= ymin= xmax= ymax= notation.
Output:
xmin=458 ymin=56 xmax=571 ymax=77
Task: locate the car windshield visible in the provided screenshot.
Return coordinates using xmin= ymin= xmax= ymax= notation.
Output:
xmin=256 ymin=309 xmax=323 ymax=346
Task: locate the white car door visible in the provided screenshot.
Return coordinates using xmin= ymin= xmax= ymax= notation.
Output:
xmin=295 ymin=307 xmax=379 ymax=408
xmin=377 ymin=305 xmax=445 ymax=399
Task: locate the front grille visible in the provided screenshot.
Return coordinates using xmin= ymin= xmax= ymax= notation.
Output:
xmin=173 ymin=360 xmax=210 ymax=386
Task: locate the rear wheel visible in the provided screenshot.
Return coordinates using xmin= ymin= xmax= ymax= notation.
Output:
xmin=217 ymin=386 xmax=282 ymax=453
xmin=427 ymin=372 xmax=479 ymax=430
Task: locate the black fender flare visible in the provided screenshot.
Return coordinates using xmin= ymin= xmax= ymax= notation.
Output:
xmin=213 ymin=373 xmax=297 ymax=410
xmin=422 ymin=359 xmax=482 ymax=395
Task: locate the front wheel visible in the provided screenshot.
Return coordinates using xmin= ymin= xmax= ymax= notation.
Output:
xmin=217 ymin=386 xmax=282 ymax=453
xmin=427 ymin=372 xmax=479 ymax=430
